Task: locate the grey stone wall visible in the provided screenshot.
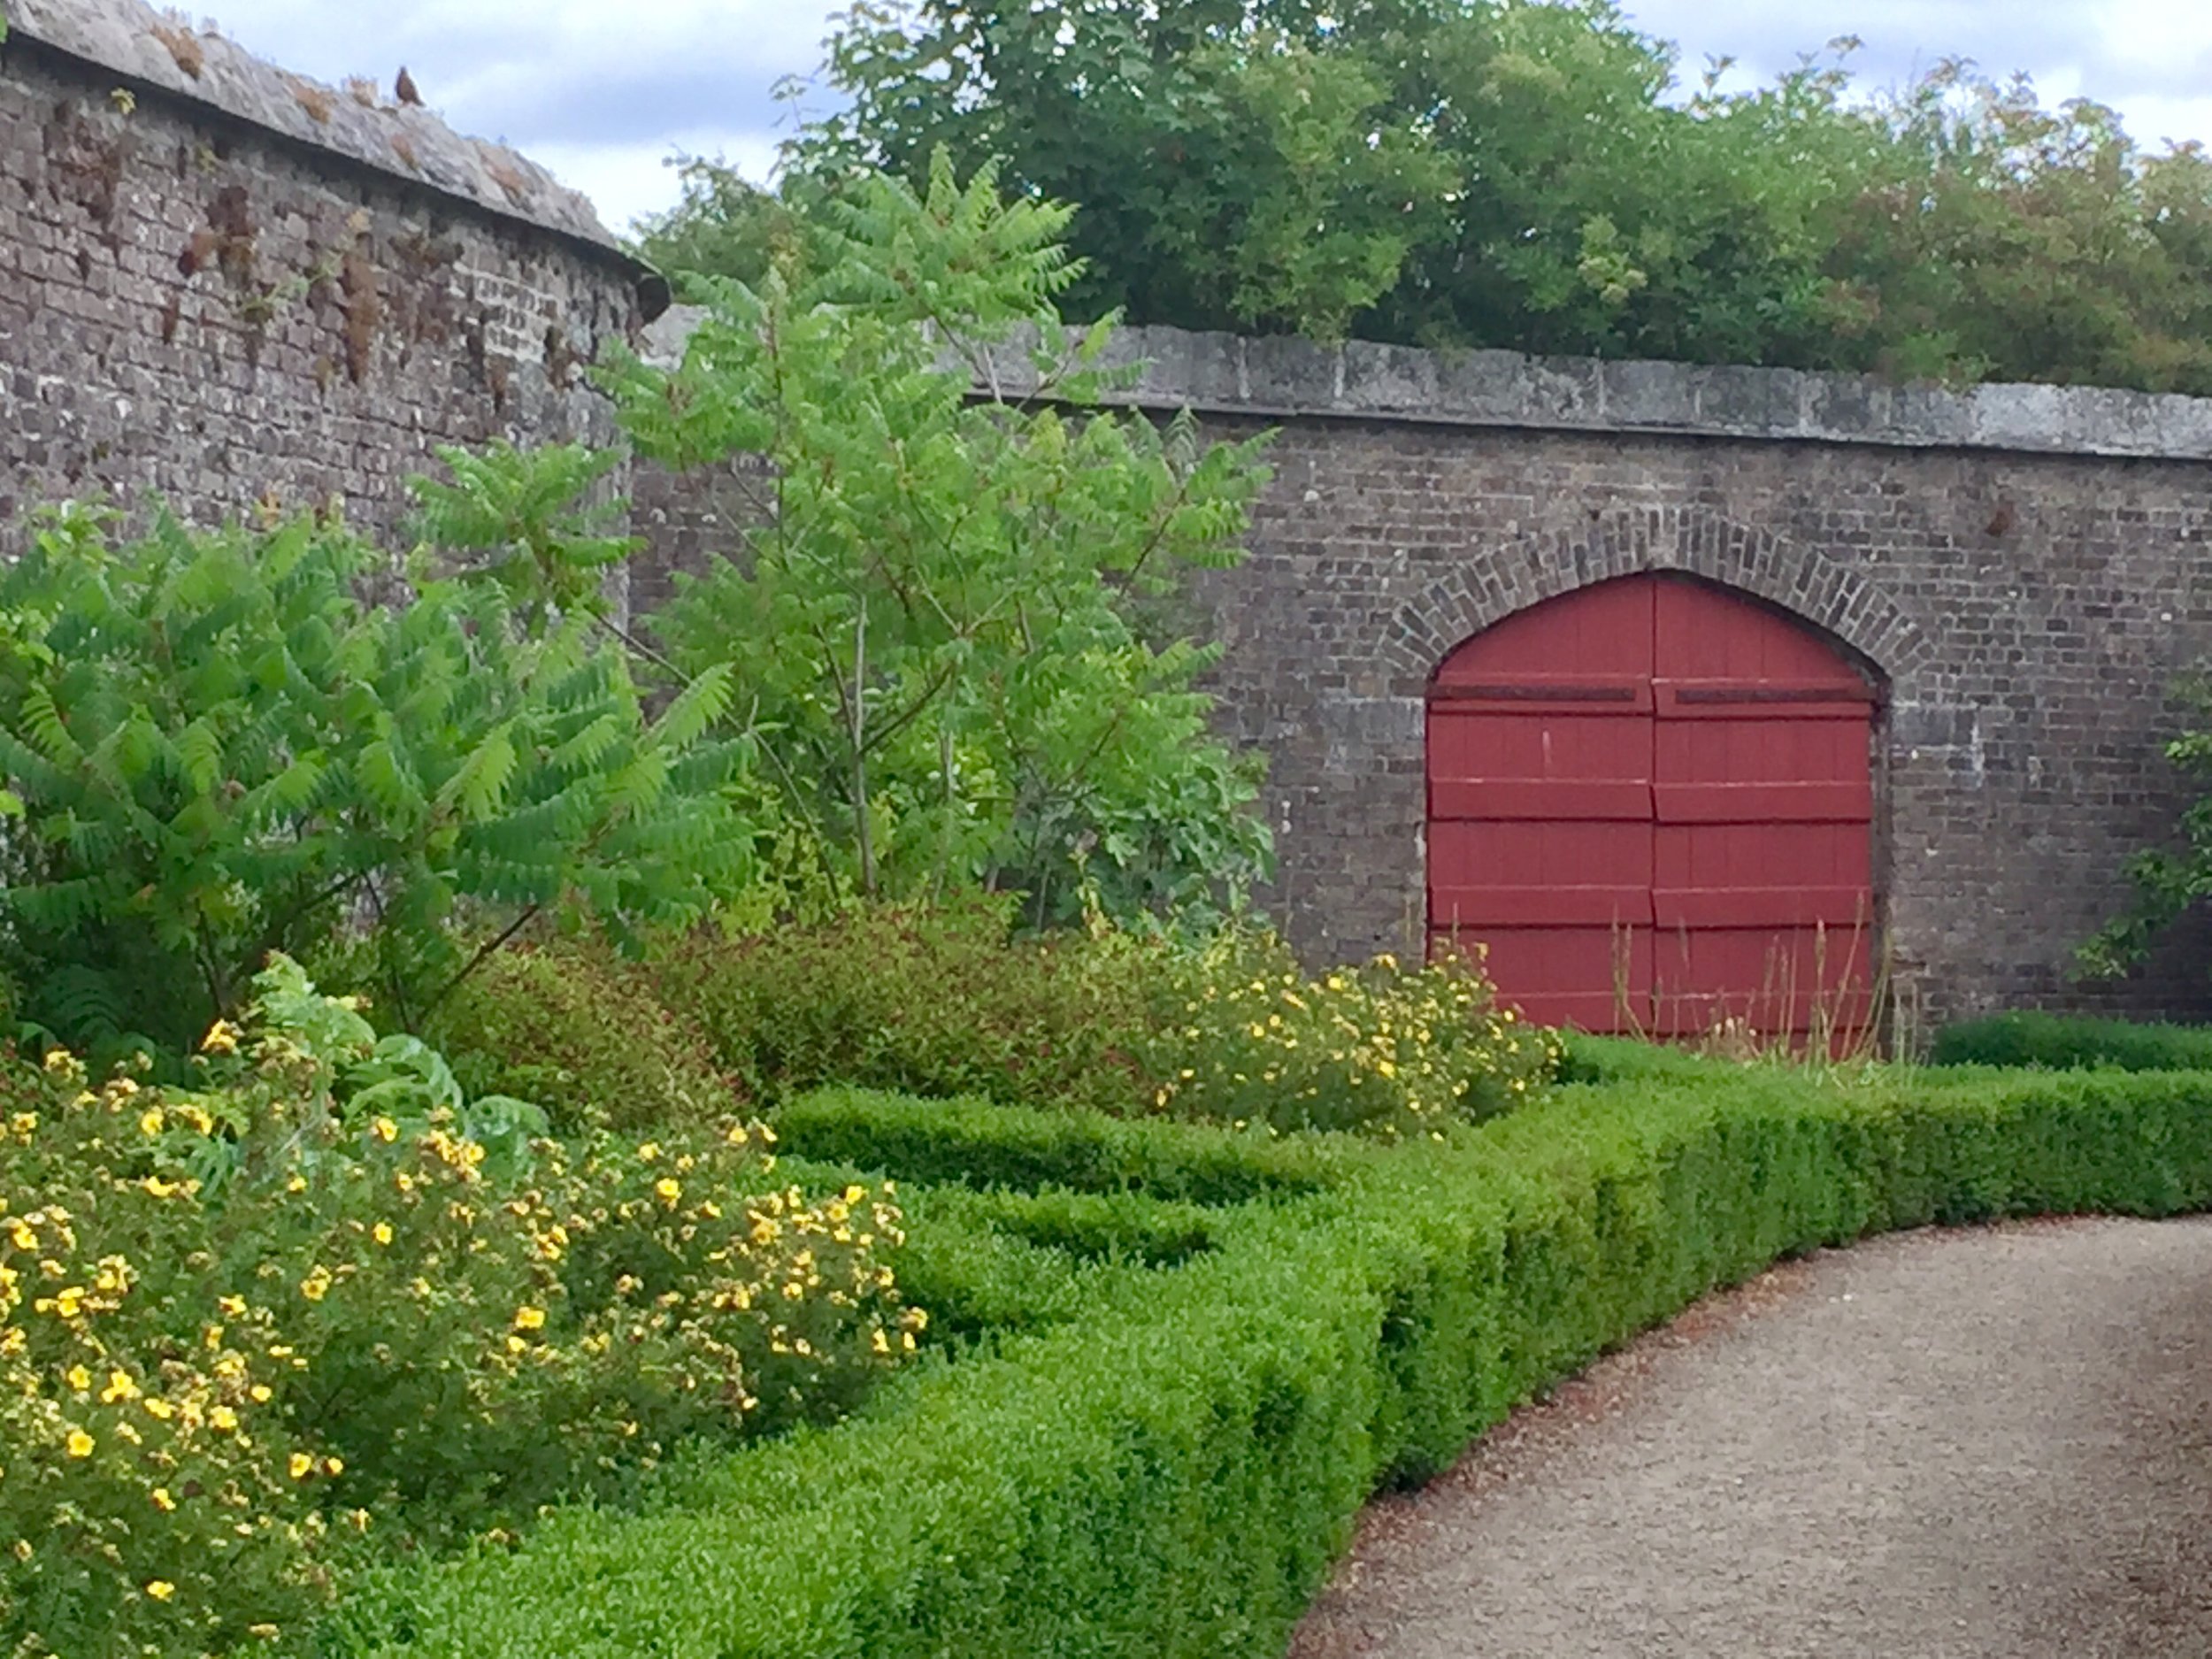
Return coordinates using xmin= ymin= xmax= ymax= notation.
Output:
xmin=641 ymin=310 xmax=2212 ymax=1027
xmin=0 ymin=14 xmax=656 ymax=544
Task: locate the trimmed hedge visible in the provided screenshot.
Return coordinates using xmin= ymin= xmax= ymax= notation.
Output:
xmin=772 ymin=1085 xmax=1371 ymax=1202
xmin=1931 ymin=1009 xmax=2212 ymax=1072
xmin=1553 ymin=1031 xmax=1734 ymax=1085
xmin=351 ymin=1064 xmax=2212 ymax=1658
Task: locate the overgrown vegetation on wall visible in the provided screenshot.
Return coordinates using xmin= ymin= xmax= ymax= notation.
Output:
xmin=642 ymin=0 xmax=2212 ymax=394
xmin=2079 ymin=672 xmax=2212 ymax=988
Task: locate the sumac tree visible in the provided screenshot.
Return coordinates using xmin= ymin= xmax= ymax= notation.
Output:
xmin=612 ymin=156 xmax=1275 ymax=927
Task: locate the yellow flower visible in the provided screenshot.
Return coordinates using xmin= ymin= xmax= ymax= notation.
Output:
xmin=138 ymin=1108 xmax=164 ymax=1137
xmin=299 ymin=1266 xmax=332 ymax=1302
xmin=142 ymin=1399 xmax=174 ymax=1421
xmin=145 ymin=1579 xmax=175 ymax=1601
xmin=200 ymin=1018 xmax=241 ymax=1054
xmin=65 ymin=1429 xmax=93 ymax=1459
xmin=635 ymin=1141 xmax=662 ymax=1163
xmin=101 ymin=1370 xmax=139 ymax=1403
xmin=513 ymin=1306 xmax=546 ymax=1332
xmin=219 ymin=1294 xmax=247 ymax=1317
xmin=150 ymin=1486 xmax=176 ymax=1512
xmin=372 ymin=1117 xmax=398 ymax=1143
xmin=209 ymin=1405 xmax=238 ymax=1432
xmin=372 ymin=1222 xmax=394 ymax=1247
xmin=654 ymin=1179 xmax=681 ymax=1205
xmin=288 ymin=1453 xmax=313 ymax=1479
xmin=323 ymin=1455 xmax=344 ymax=1476
xmin=65 ymin=1363 xmax=91 ymax=1392
xmin=10 ymin=1540 xmax=29 ymax=1562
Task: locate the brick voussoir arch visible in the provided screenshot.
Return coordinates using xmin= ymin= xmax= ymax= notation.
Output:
xmin=1386 ymin=507 xmax=1932 ymax=698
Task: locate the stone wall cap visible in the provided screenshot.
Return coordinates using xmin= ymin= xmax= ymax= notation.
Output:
xmin=645 ymin=305 xmax=2212 ymax=460
xmin=8 ymin=0 xmax=657 ymax=288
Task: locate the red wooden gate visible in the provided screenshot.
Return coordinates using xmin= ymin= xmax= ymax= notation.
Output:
xmin=1426 ymin=575 xmax=1877 ymax=1044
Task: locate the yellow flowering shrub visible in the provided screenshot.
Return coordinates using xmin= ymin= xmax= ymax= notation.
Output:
xmin=0 ymin=957 xmax=916 ymax=1655
xmin=0 ymin=1053 xmax=332 ymax=1655
xmin=1141 ymin=930 xmax=1562 ymax=1139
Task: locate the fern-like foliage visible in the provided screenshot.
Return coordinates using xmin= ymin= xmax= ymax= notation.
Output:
xmin=602 ymin=157 xmax=1275 ymax=926
xmin=0 ymin=480 xmax=754 ymax=1062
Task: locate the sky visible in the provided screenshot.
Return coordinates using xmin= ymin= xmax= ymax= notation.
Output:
xmin=193 ymin=0 xmax=2212 ymax=240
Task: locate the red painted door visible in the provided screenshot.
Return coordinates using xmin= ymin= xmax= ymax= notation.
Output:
xmin=1426 ymin=575 xmax=1877 ymax=1044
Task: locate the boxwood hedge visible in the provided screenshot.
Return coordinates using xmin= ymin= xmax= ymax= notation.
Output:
xmin=1931 ymin=1009 xmax=2212 ymax=1072
xmin=348 ymin=1064 xmax=2212 ymax=1658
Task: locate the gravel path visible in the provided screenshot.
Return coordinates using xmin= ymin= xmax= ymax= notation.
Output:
xmin=1288 ymin=1217 xmax=2212 ymax=1659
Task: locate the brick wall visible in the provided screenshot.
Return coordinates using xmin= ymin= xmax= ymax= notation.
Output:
xmin=12 ymin=0 xmax=2208 ymax=1034
xmin=638 ymin=312 xmax=2212 ymax=1027
xmin=1195 ymin=419 xmax=2212 ymax=1028
xmin=0 ymin=22 xmax=648 ymax=546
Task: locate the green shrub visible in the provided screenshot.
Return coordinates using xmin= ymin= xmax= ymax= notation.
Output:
xmin=941 ymin=1187 xmax=1218 ymax=1267
xmin=352 ymin=1064 xmax=2212 ymax=1658
xmin=772 ymin=1086 xmax=1363 ymax=1203
xmin=0 ymin=961 xmax=917 ymax=1656
xmin=423 ymin=939 xmax=737 ymax=1133
xmin=1931 ymin=1009 xmax=2212 ymax=1071
xmin=1141 ymin=931 xmax=1563 ymax=1137
xmin=0 ymin=483 xmax=748 ymax=1070
xmin=1553 ymin=1031 xmax=1739 ymax=1085
xmin=875 ymin=1215 xmax=1100 ymax=1343
xmin=657 ymin=902 xmax=1559 ymax=1138
xmin=653 ymin=897 xmax=1154 ymax=1113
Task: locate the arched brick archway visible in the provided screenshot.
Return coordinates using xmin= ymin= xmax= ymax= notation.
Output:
xmin=1381 ymin=506 xmax=1930 ymax=702
xmin=1425 ymin=571 xmax=1883 ymax=1042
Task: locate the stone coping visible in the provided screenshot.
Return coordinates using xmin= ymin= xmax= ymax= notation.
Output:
xmin=8 ymin=0 xmax=639 ymax=270
xmin=646 ymin=304 xmax=2212 ymax=460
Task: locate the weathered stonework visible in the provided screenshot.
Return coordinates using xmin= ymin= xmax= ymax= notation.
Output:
xmin=645 ymin=310 xmax=2212 ymax=1028
xmin=0 ymin=2 xmax=664 ymax=545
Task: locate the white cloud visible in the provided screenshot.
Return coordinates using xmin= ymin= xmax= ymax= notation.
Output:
xmin=524 ymin=134 xmax=787 ymax=236
xmin=193 ymin=0 xmax=2212 ymax=234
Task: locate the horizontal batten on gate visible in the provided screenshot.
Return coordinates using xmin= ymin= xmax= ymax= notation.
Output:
xmin=1654 ymin=887 xmax=1873 ymax=928
xmin=1431 ymin=886 xmax=1655 ymax=926
xmin=1653 ymin=782 xmax=1873 ymax=823
xmin=1430 ymin=780 xmax=1651 ymax=820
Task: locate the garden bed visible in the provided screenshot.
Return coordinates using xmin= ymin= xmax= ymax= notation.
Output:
xmin=346 ymin=1059 xmax=2212 ymax=1656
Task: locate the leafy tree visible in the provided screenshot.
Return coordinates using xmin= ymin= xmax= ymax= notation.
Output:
xmin=636 ymin=158 xmax=821 ymax=294
xmin=644 ymin=0 xmax=2212 ymax=392
xmin=608 ymin=155 xmax=1275 ymax=927
xmin=798 ymin=0 xmax=1456 ymax=338
xmin=0 ymin=458 xmax=751 ymax=1063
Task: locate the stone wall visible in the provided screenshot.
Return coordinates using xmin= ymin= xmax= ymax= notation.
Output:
xmin=0 ymin=1 xmax=660 ymax=546
xmin=637 ymin=316 xmax=2212 ymax=1028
